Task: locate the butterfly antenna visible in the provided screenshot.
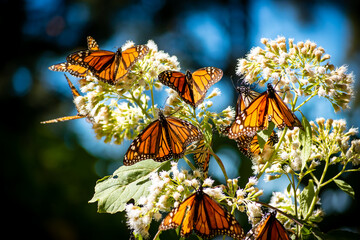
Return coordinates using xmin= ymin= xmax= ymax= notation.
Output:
xmin=254 ymin=200 xmax=303 ymax=226
xmin=229 ymin=75 xmax=237 ymax=91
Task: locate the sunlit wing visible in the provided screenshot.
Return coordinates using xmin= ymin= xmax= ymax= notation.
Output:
xmin=191 ymin=67 xmax=223 ymax=106
xmin=123 ymin=112 xmax=202 ymax=166
xmin=158 ymin=67 xmax=223 ymax=108
xmin=158 ymin=71 xmax=193 ymax=105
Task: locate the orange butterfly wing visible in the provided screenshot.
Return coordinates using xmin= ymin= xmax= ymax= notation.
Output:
xmin=123 ymin=112 xmax=202 ymax=166
xmin=86 ymin=36 xmax=100 ymax=51
xmin=41 ymin=75 xmax=86 ymax=124
xmin=116 ymin=45 xmax=149 ymax=80
xmin=191 ymin=67 xmax=223 ymax=106
xmin=159 ymin=193 xmax=197 ymax=235
xmin=224 ymin=86 xmax=260 ymax=139
xmin=193 ymin=139 xmax=211 ymax=178
xmin=159 ymin=188 xmax=245 ymax=239
xmin=49 ymin=36 xmax=100 ymax=77
xmin=246 ymin=212 xmax=290 ymax=240
xmin=49 ymin=62 xmax=89 ymax=77
xmin=158 ymin=67 xmax=223 ymax=108
xmin=194 ymin=193 xmax=244 ymax=239
xmin=166 ymin=116 xmax=202 ymax=159
xmin=158 ymin=71 xmax=193 ymax=105
xmin=123 ymin=120 xmax=169 ymax=165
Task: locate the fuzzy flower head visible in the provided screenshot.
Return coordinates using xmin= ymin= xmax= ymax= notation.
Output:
xmin=236 ymin=37 xmax=354 ymax=112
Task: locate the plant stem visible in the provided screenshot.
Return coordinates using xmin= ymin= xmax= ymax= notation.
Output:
xmin=129 ymin=91 xmax=151 ymax=118
xmin=150 ymin=84 xmax=156 ymax=117
xmin=183 ymin=155 xmax=196 ymax=171
xmin=294 ymin=91 xmax=317 ymax=112
xmin=209 ymin=147 xmax=229 ymax=181
xmin=291 ymin=173 xmax=300 ymax=237
xmin=256 ymin=127 xmax=288 ymax=179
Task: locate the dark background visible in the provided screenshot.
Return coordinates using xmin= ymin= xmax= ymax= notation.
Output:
xmin=1 ymin=0 xmax=360 ymax=239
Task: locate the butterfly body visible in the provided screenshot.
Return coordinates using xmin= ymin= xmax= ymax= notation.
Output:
xmin=158 ymin=67 xmax=223 ymax=107
xmin=159 ymin=187 xmax=245 ymax=239
xmin=123 ymin=111 xmax=202 ymax=165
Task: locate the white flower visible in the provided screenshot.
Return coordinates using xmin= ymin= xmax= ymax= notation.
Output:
xmin=248 ymin=176 xmax=258 ymax=186
xmin=208 ymin=88 xmax=221 ymax=98
xmin=176 ymin=185 xmax=184 ymax=193
xmin=203 ymin=178 xmax=215 ymax=187
xmin=247 ymin=202 xmax=262 ymax=225
xmin=121 ymin=40 xmax=135 ymax=50
xmin=203 ymin=187 xmax=225 ymax=200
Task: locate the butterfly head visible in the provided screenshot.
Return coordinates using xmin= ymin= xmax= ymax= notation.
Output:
xmin=267 ymin=83 xmax=276 ymax=96
xmin=157 ymin=109 xmax=166 ymax=120
xmin=196 ymin=185 xmax=204 ymax=196
xmin=185 ymin=70 xmax=193 ymax=81
xmin=236 ymin=86 xmax=249 ymax=95
xmin=115 ymin=48 xmax=123 ymax=55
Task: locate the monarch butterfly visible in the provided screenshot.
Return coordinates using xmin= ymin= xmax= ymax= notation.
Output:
xmin=236 ymin=131 xmax=278 ymax=158
xmin=41 ymin=75 xmax=87 ymax=124
xmin=159 ymin=186 xmax=245 ymax=239
xmin=49 ymin=36 xmax=100 ymax=78
xmin=245 ymin=212 xmax=290 ymax=240
xmin=193 ymin=139 xmax=211 ymax=178
xmin=66 ymin=43 xmax=149 ymax=85
xmin=221 ymin=85 xmax=260 ymax=136
xmin=227 ymin=83 xmax=303 ymax=139
xmin=158 ymin=67 xmax=223 ymax=108
xmin=123 ymin=111 xmax=202 ymax=166
xmin=223 ymin=86 xmax=273 ymax=157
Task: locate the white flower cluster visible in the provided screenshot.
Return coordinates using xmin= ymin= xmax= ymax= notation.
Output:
xmin=236 ymin=37 xmax=354 ymax=112
xmin=265 ymin=118 xmax=359 ymax=181
xmin=309 ymin=118 xmax=359 ymax=166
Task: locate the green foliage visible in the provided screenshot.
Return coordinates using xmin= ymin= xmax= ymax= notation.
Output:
xmin=334 ymin=179 xmax=355 ymax=199
xmin=89 ymin=160 xmax=170 ymax=213
xmin=299 ymin=180 xmax=315 ymax=219
xmin=299 ymin=114 xmax=312 ymax=171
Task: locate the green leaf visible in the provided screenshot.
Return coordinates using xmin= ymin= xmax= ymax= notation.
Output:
xmin=299 ymin=180 xmax=315 ymax=218
xmin=257 ymin=122 xmax=275 ymax=151
xmin=299 ymin=113 xmax=312 ymax=171
xmin=334 ymin=179 xmax=355 ymax=199
xmin=89 ymin=160 xmax=171 ymax=213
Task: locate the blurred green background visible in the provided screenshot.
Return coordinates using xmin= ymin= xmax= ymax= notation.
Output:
xmin=1 ymin=0 xmax=360 ymax=239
